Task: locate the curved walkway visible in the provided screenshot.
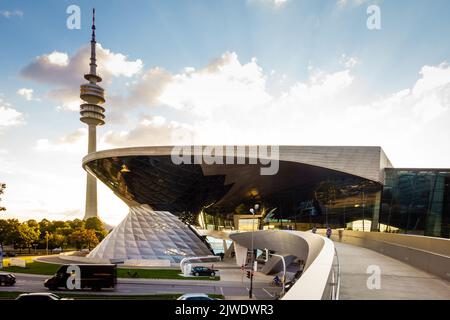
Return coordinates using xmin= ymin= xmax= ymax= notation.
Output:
xmin=335 ymin=241 xmax=450 ymax=300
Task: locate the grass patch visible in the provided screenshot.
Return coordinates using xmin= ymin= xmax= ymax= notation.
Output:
xmin=117 ymin=268 xmax=220 ymax=281
xmin=0 ymin=291 xmax=224 ymax=300
xmin=1 ymin=257 xmax=60 ymax=275
xmin=1 ymin=257 xmax=220 ymax=281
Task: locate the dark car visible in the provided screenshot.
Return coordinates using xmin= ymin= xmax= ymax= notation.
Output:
xmin=191 ymin=266 xmax=218 ymax=277
xmin=4 ymin=252 xmax=16 ymax=257
xmin=0 ymin=273 xmax=16 ymax=286
xmin=15 ymin=293 xmax=71 ymax=301
xmin=44 ymin=264 xmax=117 ymax=291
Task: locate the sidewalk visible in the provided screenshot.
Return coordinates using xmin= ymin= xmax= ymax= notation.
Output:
xmin=335 ymin=241 xmax=450 ymax=300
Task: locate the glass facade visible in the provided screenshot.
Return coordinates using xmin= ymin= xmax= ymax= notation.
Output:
xmin=380 ymin=169 xmax=450 ymax=238
xmin=85 ymin=156 xmax=450 ymax=239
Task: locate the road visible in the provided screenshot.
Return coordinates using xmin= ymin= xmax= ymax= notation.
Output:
xmin=0 ymin=273 xmax=281 ymax=300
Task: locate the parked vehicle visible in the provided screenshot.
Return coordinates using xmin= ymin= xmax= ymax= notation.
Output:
xmin=15 ymin=293 xmax=71 ymax=301
xmin=191 ymin=266 xmax=218 ymax=277
xmin=44 ymin=264 xmax=117 ymax=291
xmin=0 ymin=273 xmax=16 ymax=286
xmin=3 ymin=252 xmax=16 ymax=257
xmin=177 ymin=293 xmax=215 ymax=300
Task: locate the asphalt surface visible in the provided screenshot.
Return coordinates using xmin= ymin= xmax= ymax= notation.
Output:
xmin=0 ymin=273 xmax=281 ymax=300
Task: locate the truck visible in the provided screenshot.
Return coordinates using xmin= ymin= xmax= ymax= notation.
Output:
xmin=44 ymin=264 xmax=117 ymax=291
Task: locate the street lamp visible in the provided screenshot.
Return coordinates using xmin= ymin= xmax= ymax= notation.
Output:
xmin=248 ymin=204 xmax=259 ymax=299
xmin=45 ymin=231 xmax=49 ymax=255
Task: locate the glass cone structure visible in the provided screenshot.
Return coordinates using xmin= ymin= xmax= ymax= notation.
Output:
xmin=87 ymin=205 xmax=213 ymax=262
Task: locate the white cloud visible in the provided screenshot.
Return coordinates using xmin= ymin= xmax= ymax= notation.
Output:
xmin=101 ymin=46 xmax=143 ymax=77
xmin=102 ymin=115 xmax=195 ymax=147
xmin=46 ymin=51 xmax=69 ymax=66
xmin=340 ymin=54 xmax=360 ymax=68
xmin=109 ymin=67 xmax=172 ymax=109
xmin=0 ymin=10 xmax=23 ymax=18
xmin=337 ymin=0 xmax=368 ymax=7
xmin=21 ymin=44 xmax=142 ymax=86
xmin=102 ymin=52 xmax=450 ymax=167
xmin=34 ymin=128 xmax=87 ymax=153
xmin=17 ymin=88 xmax=35 ymax=101
xmin=20 ymin=44 xmax=143 ymax=114
xmin=0 ymin=99 xmax=24 ymax=127
xmin=249 ymin=0 xmax=288 ymax=8
xmin=158 ymin=52 xmax=271 ymax=118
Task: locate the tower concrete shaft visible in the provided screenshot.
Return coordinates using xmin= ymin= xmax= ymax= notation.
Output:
xmin=80 ymin=8 xmax=105 ymax=220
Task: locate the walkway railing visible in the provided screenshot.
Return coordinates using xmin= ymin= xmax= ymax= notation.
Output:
xmin=319 ymin=246 xmax=341 ymax=300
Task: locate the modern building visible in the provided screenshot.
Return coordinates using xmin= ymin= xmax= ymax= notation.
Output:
xmin=80 ymin=9 xmax=106 ymax=220
xmin=78 ymin=12 xmax=449 ymax=263
xmin=82 ymin=146 xmax=450 ymax=262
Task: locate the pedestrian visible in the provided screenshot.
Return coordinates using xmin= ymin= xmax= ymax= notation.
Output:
xmin=326 ymin=226 xmax=332 ymax=239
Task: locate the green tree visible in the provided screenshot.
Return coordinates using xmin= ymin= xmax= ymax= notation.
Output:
xmin=38 ymin=219 xmax=52 ymax=236
xmin=0 ymin=183 xmax=6 ymax=212
xmin=18 ymin=221 xmax=41 ymax=253
xmin=0 ymin=219 xmax=11 ymax=249
xmin=5 ymin=219 xmax=20 ymax=248
xmin=52 ymin=233 xmax=66 ymax=250
xmin=84 ymin=229 xmax=99 ymax=250
xmin=50 ymin=221 xmax=70 ymax=233
xmin=68 ymin=219 xmax=84 ymax=230
xmin=69 ymin=228 xmax=99 ymax=250
xmin=85 ymin=217 xmax=108 ymax=241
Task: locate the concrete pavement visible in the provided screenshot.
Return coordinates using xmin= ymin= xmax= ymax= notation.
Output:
xmin=335 ymin=241 xmax=450 ymax=300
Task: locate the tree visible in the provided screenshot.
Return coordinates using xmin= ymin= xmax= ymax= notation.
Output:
xmin=5 ymin=219 xmax=20 ymax=248
xmin=52 ymin=233 xmax=66 ymax=250
xmin=0 ymin=219 xmax=11 ymax=249
xmin=68 ymin=219 xmax=84 ymax=230
xmin=85 ymin=217 xmax=108 ymax=241
xmin=39 ymin=219 xmax=52 ymax=236
xmin=84 ymin=229 xmax=99 ymax=250
xmin=0 ymin=183 xmax=6 ymax=212
xmin=69 ymin=228 xmax=98 ymax=250
xmin=18 ymin=221 xmax=41 ymax=253
xmin=69 ymin=229 xmax=84 ymax=250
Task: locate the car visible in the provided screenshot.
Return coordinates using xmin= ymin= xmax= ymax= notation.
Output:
xmin=191 ymin=266 xmax=218 ymax=277
xmin=15 ymin=293 xmax=72 ymax=301
xmin=0 ymin=273 xmax=16 ymax=286
xmin=52 ymin=247 xmax=62 ymax=253
xmin=177 ymin=293 xmax=215 ymax=300
xmin=3 ymin=252 xmax=16 ymax=257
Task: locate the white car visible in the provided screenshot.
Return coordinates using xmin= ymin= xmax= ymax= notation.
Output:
xmin=15 ymin=293 xmax=73 ymax=301
xmin=177 ymin=293 xmax=215 ymax=300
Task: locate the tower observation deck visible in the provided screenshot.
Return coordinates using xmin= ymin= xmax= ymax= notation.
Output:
xmin=80 ymin=8 xmax=105 ymax=219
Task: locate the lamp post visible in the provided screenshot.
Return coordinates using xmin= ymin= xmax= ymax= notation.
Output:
xmin=248 ymin=204 xmax=259 ymax=299
xmin=45 ymin=231 xmax=49 ymax=255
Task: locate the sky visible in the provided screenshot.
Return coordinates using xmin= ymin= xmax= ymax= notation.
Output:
xmin=0 ymin=0 xmax=450 ymax=226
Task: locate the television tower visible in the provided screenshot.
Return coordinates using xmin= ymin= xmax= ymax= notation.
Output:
xmin=80 ymin=8 xmax=105 ymax=219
